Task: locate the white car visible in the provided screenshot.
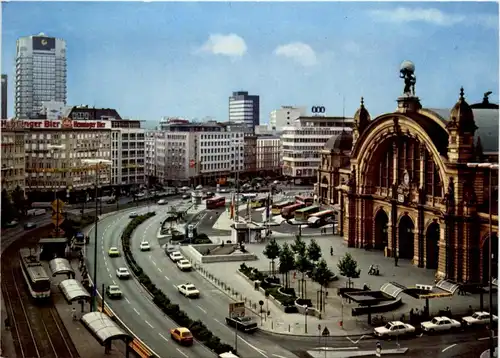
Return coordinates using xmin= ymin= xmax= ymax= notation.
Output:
xmin=169 ymin=251 xmax=184 ymax=262
xmin=116 ymin=267 xmax=130 ymax=279
xmin=462 ymin=311 xmax=498 ymax=326
xmin=129 ymin=212 xmax=139 ymax=218
xmin=374 ymin=321 xmax=415 ymax=338
xmin=157 ymin=199 xmax=167 ymax=205
xmin=176 ymin=259 xmax=192 ymax=271
xmin=421 ymin=316 xmax=461 ymax=333
xmin=177 ymin=283 xmax=200 ymax=298
xmin=140 ymin=241 xmax=151 ymax=251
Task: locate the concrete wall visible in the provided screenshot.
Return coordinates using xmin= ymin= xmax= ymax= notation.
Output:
xmin=180 ymin=244 xmax=257 ymax=264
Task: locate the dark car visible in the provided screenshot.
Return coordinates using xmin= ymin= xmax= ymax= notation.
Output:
xmin=225 ymin=316 xmax=258 ymax=333
xmin=24 ymin=222 xmax=37 ymax=230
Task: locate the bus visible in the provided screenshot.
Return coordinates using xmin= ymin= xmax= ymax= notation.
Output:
xmin=206 ymin=196 xmax=226 ymax=209
xmin=19 ymin=248 xmax=51 ymax=299
xmin=294 ymin=205 xmax=321 ymax=221
xmin=281 ymin=202 xmax=306 ymax=219
xmin=271 ymin=200 xmax=294 ymax=215
xmin=241 ymin=193 xmax=258 ymax=202
xmin=307 ymin=210 xmax=335 ymax=228
xmin=250 ymin=195 xmax=269 ymax=209
xmin=295 ymin=195 xmax=314 ymax=206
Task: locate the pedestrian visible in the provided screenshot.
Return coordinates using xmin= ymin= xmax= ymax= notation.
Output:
xmin=72 ymin=307 xmax=77 ymax=321
xmin=394 ymin=254 xmax=399 ymax=267
xmin=468 ymin=305 xmax=473 ymax=315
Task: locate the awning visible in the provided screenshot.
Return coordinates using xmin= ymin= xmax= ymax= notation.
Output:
xmin=59 ymin=279 xmax=91 ymax=302
xmin=80 ymin=312 xmax=131 ymax=345
xmin=436 ymin=280 xmax=460 ymax=295
xmin=49 ymin=258 xmax=75 ymax=277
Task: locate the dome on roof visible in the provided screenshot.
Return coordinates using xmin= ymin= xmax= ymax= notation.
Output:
xmin=448 ymin=87 xmax=477 ymax=133
xmin=354 ymin=97 xmax=371 ymax=130
xmin=324 ymin=131 xmax=353 ymax=152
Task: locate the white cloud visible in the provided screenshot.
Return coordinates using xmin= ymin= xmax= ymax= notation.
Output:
xmin=344 ymin=41 xmax=362 ymax=54
xmin=274 ymin=42 xmax=318 ymax=67
xmin=198 ymin=33 xmax=247 ymax=58
xmin=369 ymin=7 xmax=466 ymax=26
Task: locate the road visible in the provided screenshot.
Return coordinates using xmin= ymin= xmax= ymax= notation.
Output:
xmin=130 ymin=201 xmax=300 ymax=358
xmin=87 ymin=205 xmax=215 ymax=358
xmin=0 ymin=213 xmax=53 ymax=250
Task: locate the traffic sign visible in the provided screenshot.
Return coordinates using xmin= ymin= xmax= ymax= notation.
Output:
xmin=51 ymin=213 xmax=65 ymax=227
xmin=51 ymin=199 xmax=65 ymax=212
xmin=322 ymin=327 xmax=330 ymax=336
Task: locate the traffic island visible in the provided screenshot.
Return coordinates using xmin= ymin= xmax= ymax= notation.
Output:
xmin=180 ymin=243 xmax=258 ymax=264
xmin=121 ymin=213 xmax=236 ymax=355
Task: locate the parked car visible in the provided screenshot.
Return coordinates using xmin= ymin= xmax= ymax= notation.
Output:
xmin=116 ymin=267 xmax=130 ymax=279
xmin=177 ymin=283 xmax=200 ymax=298
xmin=165 ymin=244 xmax=178 ymax=255
xmin=182 ymin=194 xmax=190 ymax=200
xmin=421 ymin=316 xmax=461 ymax=333
xmin=225 ymin=316 xmax=258 ymax=333
xmin=24 ymin=222 xmax=37 ymax=230
xmin=139 ymin=241 xmax=151 ymax=251
xmin=108 ymin=247 xmax=120 ymax=257
xmin=462 ymin=312 xmax=498 ymax=327
xmin=129 ymin=212 xmax=139 ymax=218
xmin=176 ymin=259 xmax=192 ymax=271
xmin=170 ymin=327 xmax=193 ymax=346
xmin=157 ymin=199 xmax=167 ymax=205
xmin=169 ymin=251 xmax=184 ymax=262
xmin=374 ymin=321 xmax=415 ymax=338
xmin=106 ymin=285 xmax=122 ymax=299
xmin=4 ymin=220 xmax=18 ymax=228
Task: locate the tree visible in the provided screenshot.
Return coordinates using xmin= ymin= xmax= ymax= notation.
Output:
xmin=307 ymin=239 xmax=322 ymax=263
xmin=278 ymin=243 xmax=295 ymax=288
xmin=295 ymin=253 xmax=312 ymax=299
xmin=337 ymin=253 xmax=361 ymax=288
xmin=263 ymin=238 xmax=281 ymax=276
xmin=11 ymin=186 xmax=26 ymax=216
xmin=1 ymin=189 xmax=14 ymax=225
xmin=312 ymin=259 xmax=335 ymax=311
xmin=291 ymin=235 xmax=306 ymax=255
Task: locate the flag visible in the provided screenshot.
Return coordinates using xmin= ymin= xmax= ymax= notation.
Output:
xmin=230 ymin=193 xmax=235 ymax=219
xmin=266 ymin=194 xmax=271 ymax=221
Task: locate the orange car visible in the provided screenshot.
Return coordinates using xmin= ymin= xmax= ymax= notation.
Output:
xmin=170 ymin=327 xmax=193 ymax=346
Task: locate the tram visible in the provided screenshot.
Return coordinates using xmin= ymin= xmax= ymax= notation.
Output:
xmin=19 ymin=248 xmax=51 ymax=299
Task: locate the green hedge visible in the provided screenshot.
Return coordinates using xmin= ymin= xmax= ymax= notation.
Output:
xmin=122 ymin=213 xmax=234 ymax=355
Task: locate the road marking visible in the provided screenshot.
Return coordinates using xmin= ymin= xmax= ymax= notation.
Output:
xmin=133 ymin=308 xmax=140 ymax=315
xmin=176 ymin=348 xmax=188 ymax=358
xmin=108 ymin=273 xmax=112 ymax=278
xmin=159 ymin=333 xmax=168 ymax=342
xmin=478 ymin=336 xmax=497 ymax=341
xmin=125 ymin=298 xmax=130 ymax=304
xmin=104 ymin=260 xmax=108 ymax=266
xmin=106 ymin=266 xmax=110 ymax=272
xmin=213 ymin=319 xmax=268 ymax=357
xmin=272 ymin=355 xmax=288 ymax=358
xmin=145 ymin=320 xmax=154 ymax=328
xmin=197 ymin=305 xmax=207 ymax=314
xmin=164 ymin=275 xmax=170 ymax=281
xmin=345 ymin=335 xmax=368 ymax=344
xmin=442 ymin=344 xmax=456 ymax=352
xmin=313 ymin=347 xmax=359 ymax=351
xmin=112 ymin=280 xmax=116 ymax=285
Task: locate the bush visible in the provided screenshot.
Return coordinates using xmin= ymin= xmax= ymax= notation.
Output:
xmin=121 ymin=212 xmax=235 ymax=353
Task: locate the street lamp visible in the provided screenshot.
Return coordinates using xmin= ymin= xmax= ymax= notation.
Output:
xmin=47 ymin=144 xmax=65 ymax=236
xmin=467 ymin=162 xmax=498 ymax=358
xmin=82 ymin=158 xmax=112 ymax=312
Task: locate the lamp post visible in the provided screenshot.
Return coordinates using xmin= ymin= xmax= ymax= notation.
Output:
xmin=82 ymin=159 xmax=112 ymax=312
xmin=467 ymin=162 xmax=498 ymax=358
xmin=47 ymin=144 xmax=65 ymax=237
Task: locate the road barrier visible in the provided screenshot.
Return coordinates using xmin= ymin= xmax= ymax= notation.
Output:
xmin=128 ymin=338 xmax=154 ymax=358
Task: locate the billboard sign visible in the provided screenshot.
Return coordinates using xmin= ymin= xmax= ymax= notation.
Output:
xmin=1 ymin=119 xmax=111 ymax=130
xmin=33 ymin=36 xmax=56 ymax=51
xmin=228 ymin=301 xmax=245 ymax=318
xmin=311 ymin=106 xmax=326 ymax=114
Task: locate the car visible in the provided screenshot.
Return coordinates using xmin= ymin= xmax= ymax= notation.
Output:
xmin=165 ymin=244 xmax=178 ymax=255
xmin=225 ymin=316 xmax=258 ymax=333
xmin=421 ymin=316 xmax=461 ymax=333
xmin=129 ymin=212 xmax=139 ymax=218
xmin=139 ymin=241 xmax=151 ymax=251
xmin=176 ymin=259 xmax=192 ymax=271
xmin=462 ymin=311 xmax=498 ymax=326
xmin=24 ymin=222 xmax=37 ymax=230
xmin=106 ymin=285 xmax=122 ymax=299
xmin=5 ymin=220 xmax=19 ymax=228
xmin=108 ymin=247 xmax=120 ymax=257
xmin=170 ymin=327 xmax=193 ymax=346
xmin=177 ymin=283 xmax=200 ymax=298
xmin=157 ymin=199 xmax=167 ymax=205
xmin=182 ymin=194 xmax=190 ymax=200
xmin=169 ymin=251 xmax=184 ymax=262
xmin=116 ymin=267 xmax=130 ymax=279
xmin=374 ymin=321 xmax=415 ymax=338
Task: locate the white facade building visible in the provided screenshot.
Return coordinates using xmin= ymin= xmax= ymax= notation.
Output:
xmin=256 ymin=136 xmax=281 ymax=175
xmin=281 ymin=116 xmax=353 ymax=183
xmin=145 ymin=130 xmax=158 ymax=178
xmin=15 ymin=33 xmax=67 ymax=119
xmin=229 ymin=91 xmax=260 ymax=131
xmin=270 ymin=106 xmax=306 ymax=131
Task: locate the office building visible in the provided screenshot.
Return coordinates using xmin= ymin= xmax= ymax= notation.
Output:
xmin=229 ymin=91 xmax=260 ymax=131
xmin=1 ymin=74 xmax=7 ymax=119
xmin=256 ymin=136 xmax=282 ymax=177
xmin=15 ymin=33 xmax=67 ymax=119
xmin=269 ymin=106 xmax=306 ymax=132
xmin=281 ymin=115 xmax=353 ymax=184
xmin=1 ymin=122 xmax=25 ymax=193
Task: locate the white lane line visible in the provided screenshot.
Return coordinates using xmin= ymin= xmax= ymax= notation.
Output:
xmin=164 ymin=275 xmax=170 ymax=281
xmin=112 ymin=280 xmax=116 ymax=285
xmin=145 ymin=320 xmax=154 ymax=328
xmin=157 ymin=268 xmax=162 ymax=272
xmin=176 ymin=348 xmax=188 ymax=358
xmin=213 ymin=319 xmax=268 ymax=357
xmin=104 ymin=260 xmax=108 ymax=266
xmin=125 ymin=298 xmax=130 ymax=304
xmin=478 ymin=336 xmax=497 ymax=341
xmin=133 ymin=308 xmax=140 ymax=315
xmin=159 ymin=333 xmax=168 ymax=342
xmin=152 ymin=261 xmax=157 ymax=266
xmin=106 ymin=266 xmax=110 ymax=272
xmin=197 ymin=305 xmax=207 ymax=314
xmin=442 ymin=344 xmax=456 ymax=352
xmin=272 ymin=355 xmax=288 ymax=358
xmin=108 ymin=273 xmax=112 ymax=278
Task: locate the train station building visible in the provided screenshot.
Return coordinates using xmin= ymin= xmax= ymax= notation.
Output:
xmin=317 ymin=73 xmax=498 ymax=285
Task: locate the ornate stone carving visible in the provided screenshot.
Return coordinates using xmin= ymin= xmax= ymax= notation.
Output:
xmin=444 ymin=177 xmax=455 ymax=214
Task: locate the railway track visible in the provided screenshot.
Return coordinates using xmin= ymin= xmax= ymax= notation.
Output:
xmin=1 ymin=234 xmax=80 ymax=358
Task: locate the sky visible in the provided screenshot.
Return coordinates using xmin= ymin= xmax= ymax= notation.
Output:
xmin=1 ymin=1 xmax=499 ymax=126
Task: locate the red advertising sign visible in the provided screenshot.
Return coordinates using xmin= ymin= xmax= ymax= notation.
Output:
xmin=1 ymin=118 xmax=109 ymax=130
xmin=189 ymin=160 xmax=196 ymax=168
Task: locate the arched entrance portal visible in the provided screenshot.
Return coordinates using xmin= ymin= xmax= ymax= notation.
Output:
xmin=398 ymin=215 xmax=415 ymax=260
xmin=482 ymin=233 xmax=498 ymax=284
xmin=374 ymin=210 xmax=389 ymax=250
xmin=425 ymin=222 xmax=440 ymax=269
